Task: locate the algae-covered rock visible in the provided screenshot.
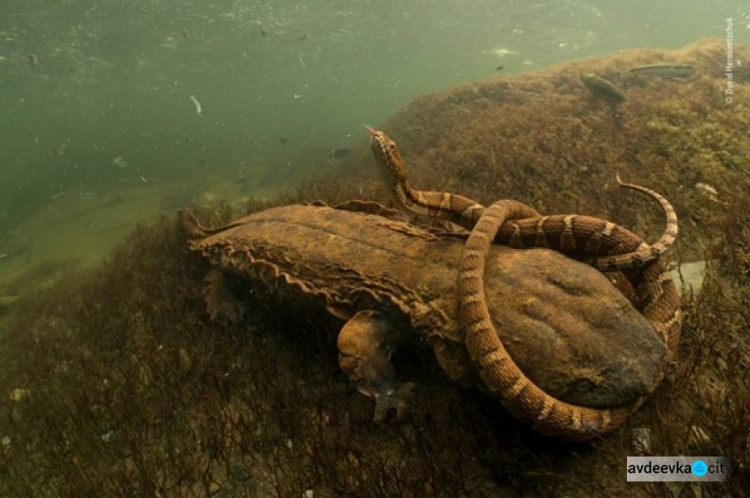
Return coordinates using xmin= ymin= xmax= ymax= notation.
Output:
xmin=341 ymin=38 xmax=749 ymax=261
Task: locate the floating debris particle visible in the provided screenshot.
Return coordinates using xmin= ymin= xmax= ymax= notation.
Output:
xmin=179 ymin=348 xmax=192 ymax=371
xmin=628 ymin=63 xmax=696 ymax=79
xmin=695 ymin=182 xmax=717 ymax=195
xmin=47 ymin=205 xmax=65 ymax=217
xmin=10 ymin=388 xmax=30 ymax=401
xmin=51 ymin=191 xmax=65 ymax=199
xmin=189 ymin=95 xmax=203 ymax=117
xmin=492 ymin=47 xmax=517 ymax=57
xmin=329 ymin=147 xmax=353 ymax=160
xmin=631 ymin=427 xmax=652 ymax=453
xmin=140 ymin=175 xmax=148 ymax=184
xmin=580 ymin=72 xmax=626 ymax=103
xmin=689 ymin=425 xmax=711 ymax=445
xmin=695 ymin=182 xmax=718 ymax=201
xmin=70 ymin=57 xmax=114 ymax=72
xmin=112 ymin=155 xmax=128 ymax=168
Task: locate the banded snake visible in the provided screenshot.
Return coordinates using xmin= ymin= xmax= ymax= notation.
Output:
xmin=368 ymin=127 xmax=682 ymax=440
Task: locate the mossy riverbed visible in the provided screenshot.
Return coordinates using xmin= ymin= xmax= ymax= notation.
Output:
xmin=1 ymin=39 xmax=747 ymax=496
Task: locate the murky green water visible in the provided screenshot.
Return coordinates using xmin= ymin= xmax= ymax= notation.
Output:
xmin=0 ymin=0 xmax=747 ymax=275
xmin=1 ymin=3 xmax=749 ymax=495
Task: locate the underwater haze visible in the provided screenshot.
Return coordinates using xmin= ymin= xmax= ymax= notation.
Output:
xmin=2 ymin=1 xmax=750 ymax=496
xmin=0 ymin=0 xmax=747 ymax=272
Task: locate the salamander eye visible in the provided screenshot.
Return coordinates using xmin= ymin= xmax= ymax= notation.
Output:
xmin=574 ymin=379 xmax=594 ymax=392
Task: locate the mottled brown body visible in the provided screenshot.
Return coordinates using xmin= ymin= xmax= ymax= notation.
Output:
xmin=458 ymin=200 xmax=680 ymax=440
xmin=180 ymin=204 xmax=666 ymax=415
xmin=368 ymin=128 xmax=682 ymax=439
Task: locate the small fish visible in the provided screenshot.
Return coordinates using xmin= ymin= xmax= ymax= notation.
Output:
xmin=27 ymin=54 xmax=37 ymax=67
xmin=296 ymin=33 xmax=309 ymax=42
xmin=279 ymin=137 xmax=288 ymax=144
xmin=495 ymin=65 xmax=504 ymax=72
xmin=580 ymin=72 xmax=626 ymax=103
xmin=260 ymin=26 xmax=268 ymax=36
xmin=189 ymin=95 xmax=203 ymax=117
xmin=329 ymin=147 xmax=353 ymax=160
xmin=628 ymin=63 xmax=696 ymax=79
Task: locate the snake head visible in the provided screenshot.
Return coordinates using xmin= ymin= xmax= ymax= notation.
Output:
xmin=366 ymin=125 xmax=390 ymax=153
xmin=366 ymin=126 xmax=406 ymax=183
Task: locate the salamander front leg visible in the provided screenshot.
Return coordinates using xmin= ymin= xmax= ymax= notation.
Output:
xmin=203 ymin=268 xmax=247 ymax=325
xmin=337 ymin=310 xmax=415 ymax=422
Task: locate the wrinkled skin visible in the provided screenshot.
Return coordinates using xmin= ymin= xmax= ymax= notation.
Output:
xmin=180 ymin=203 xmax=665 ymax=421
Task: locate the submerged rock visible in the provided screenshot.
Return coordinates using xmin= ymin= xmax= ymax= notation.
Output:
xmin=670 ymin=261 xmax=707 ymax=295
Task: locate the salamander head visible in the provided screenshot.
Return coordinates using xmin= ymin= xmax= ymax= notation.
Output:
xmin=483 ymin=247 xmax=668 ymax=409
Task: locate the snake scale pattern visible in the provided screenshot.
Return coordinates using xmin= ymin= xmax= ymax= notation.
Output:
xmin=368 ymin=127 xmax=682 ymax=440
